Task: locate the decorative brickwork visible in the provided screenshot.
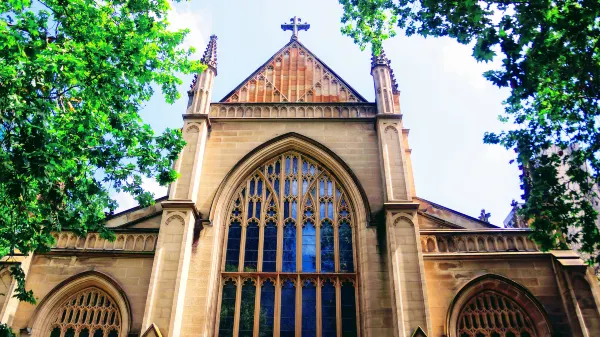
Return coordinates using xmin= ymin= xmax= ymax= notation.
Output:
xmin=209 ymin=103 xmax=376 ymax=119
xmin=51 ymin=232 xmax=157 ymax=252
xmin=220 ymin=41 xmax=367 ymax=103
xmin=420 ymin=230 xmax=539 ymax=254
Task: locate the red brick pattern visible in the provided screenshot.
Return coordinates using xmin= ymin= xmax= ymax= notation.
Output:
xmin=222 ymin=42 xmax=363 ymax=103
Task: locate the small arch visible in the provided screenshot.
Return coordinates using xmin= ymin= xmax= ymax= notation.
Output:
xmin=446 ymin=274 xmax=552 ymax=337
xmin=27 ymin=271 xmax=131 ymax=337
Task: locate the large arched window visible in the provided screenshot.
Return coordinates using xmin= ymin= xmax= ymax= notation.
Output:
xmin=217 ymin=151 xmax=359 ymax=337
xmin=47 ymin=287 xmax=121 ymax=337
xmin=457 ymin=291 xmax=538 ymax=337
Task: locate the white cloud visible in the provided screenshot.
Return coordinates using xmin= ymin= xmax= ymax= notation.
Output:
xmin=112 ymin=178 xmax=168 ymax=212
xmin=166 ymin=1 xmax=210 ymax=58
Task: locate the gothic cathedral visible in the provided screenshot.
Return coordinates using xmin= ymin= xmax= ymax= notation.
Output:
xmin=2 ymin=19 xmax=600 ymax=337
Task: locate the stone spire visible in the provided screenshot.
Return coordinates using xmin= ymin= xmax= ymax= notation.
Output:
xmin=187 ymin=35 xmax=217 ymax=114
xmin=371 ymin=47 xmax=399 ymax=94
xmin=370 ymin=48 xmax=390 ymax=69
xmin=201 ymin=35 xmax=218 ymax=74
xmin=371 ymin=46 xmax=399 ymax=114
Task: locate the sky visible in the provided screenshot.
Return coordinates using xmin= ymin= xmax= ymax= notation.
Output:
xmin=115 ymin=0 xmax=522 ymax=226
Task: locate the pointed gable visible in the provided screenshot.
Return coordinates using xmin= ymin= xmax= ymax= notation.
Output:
xmin=220 ymin=40 xmax=368 ymax=103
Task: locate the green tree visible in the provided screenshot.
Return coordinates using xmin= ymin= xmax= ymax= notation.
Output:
xmin=340 ymin=1 xmax=600 ymax=262
xmin=0 ymin=0 xmax=204 ymax=310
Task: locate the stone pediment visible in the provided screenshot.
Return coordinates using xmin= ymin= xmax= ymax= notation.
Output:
xmin=220 ymin=40 xmax=367 ymax=103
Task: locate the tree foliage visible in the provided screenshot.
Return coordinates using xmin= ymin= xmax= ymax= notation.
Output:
xmin=0 ymin=0 xmax=204 ymax=306
xmin=340 ymin=0 xmax=600 ymax=262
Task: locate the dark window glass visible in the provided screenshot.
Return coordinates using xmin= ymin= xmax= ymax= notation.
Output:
xmin=283 ymin=222 xmax=296 ymax=272
xmin=321 ymin=280 xmax=337 ymax=337
xmin=259 ymin=280 xmax=276 ymax=337
xmin=280 ymin=279 xmax=296 ymax=337
xmin=262 ymin=222 xmax=277 ymax=272
xmin=341 ymin=282 xmax=357 ymax=337
xmin=301 ymin=281 xmax=317 ymax=337
xmin=244 ymin=221 xmax=260 ymax=272
xmin=218 ymin=280 xmax=237 ymax=337
xmin=239 ymin=281 xmax=256 ymax=337
xmin=79 ymin=328 xmax=90 ymax=337
xmin=50 ymin=328 xmax=61 ymax=337
xmin=321 ymin=220 xmax=334 ymax=272
xmin=302 ymin=221 xmax=316 ymax=272
xmin=225 ymin=221 xmax=241 ymax=272
xmin=339 ymin=221 xmax=354 ymax=272
xmin=64 ymin=328 xmax=75 ymax=337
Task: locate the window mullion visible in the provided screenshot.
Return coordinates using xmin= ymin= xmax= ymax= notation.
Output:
xmin=254 ymin=277 xmax=262 ymax=337
xmin=233 ymin=277 xmax=243 ymax=337
xmin=317 ymin=277 xmax=322 ymax=337
xmin=277 ymin=155 xmax=284 ymax=272
xmin=333 ymin=181 xmax=339 ymax=273
xmin=239 ymin=180 xmax=251 ymax=272
xmin=274 ymin=276 xmax=281 ymax=337
xmin=258 ymin=176 xmax=267 ymax=272
xmin=296 ymin=275 xmax=302 ymax=337
xmin=315 ymin=177 xmax=321 ymax=273
xmin=336 ymin=277 xmax=342 ymax=337
xmin=315 ymin=170 xmax=321 ymax=273
xmin=296 ymin=155 xmax=302 ymax=273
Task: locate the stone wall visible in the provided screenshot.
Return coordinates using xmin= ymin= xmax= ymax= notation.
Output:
xmin=11 ymin=255 xmax=154 ymax=334
xmin=424 ymin=256 xmax=572 ymax=336
xmin=181 ymin=119 xmax=392 ymax=337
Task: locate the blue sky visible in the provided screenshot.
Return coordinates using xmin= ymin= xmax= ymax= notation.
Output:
xmin=116 ymin=0 xmax=522 ymax=226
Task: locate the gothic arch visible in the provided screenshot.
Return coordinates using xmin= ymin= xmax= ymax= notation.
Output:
xmin=446 ymin=274 xmax=552 ymax=337
xmin=209 ymin=132 xmax=372 ymax=226
xmin=27 ymin=271 xmax=131 ymax=337
xmin=207 ymin=132 xmax=369 ymax=336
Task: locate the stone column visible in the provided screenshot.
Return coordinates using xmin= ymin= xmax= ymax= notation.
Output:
xmin=0 ymin=255 xmax=33 ymax=326
xmin=552 ymin=251 xmax=600 ymax=337
xmin=372 ymin=50 xmax=431 ymax=336
xmin=141 ymin=36 xmax=217 ymax=337
xmin=141 ymin=210 xmax=196 ymax=337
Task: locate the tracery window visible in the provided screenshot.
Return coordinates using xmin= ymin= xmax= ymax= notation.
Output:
xmin=47 ymin=287 xmax=121 ymax=337
xmin=457 ymin=290 xmax=536 ymax=337
xmin=218 ymin=152 xmax=359 ymax=337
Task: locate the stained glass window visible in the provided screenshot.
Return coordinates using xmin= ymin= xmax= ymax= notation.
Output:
xmin=259 ymin=280 xmax=275 ymax=337
xmin=302 ymin=280 xmax=317 ymax=337
xmin=219 ymin=152 xmax=358 ymax=336
xmin=219 ymin=280 xmax=237 ymax=337
xmin=341 ymin=281 xmax=358 ymax=337
xmin=322 ymin=280 xmax=337 ymax=337
xmin=280 ymin=279 xmax=296 ymax=337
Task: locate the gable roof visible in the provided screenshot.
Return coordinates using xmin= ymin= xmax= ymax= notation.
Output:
xmin=220 ymin=39 xmax=368 ymax=103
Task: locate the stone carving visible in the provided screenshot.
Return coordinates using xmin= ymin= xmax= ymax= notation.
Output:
xmin=220 ymin=42 xmax=367 ymax=103
xmin=420 ymin=231 xmax=539 ymax=254
xmin=51 ymin=232 xmax=158 ymax=252
xmin=209 ymin=103 xmax=376 ymax=118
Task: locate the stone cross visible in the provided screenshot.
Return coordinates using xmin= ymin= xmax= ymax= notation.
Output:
xmin=281 ymin=16 xmax=310 ymax=40
xmin=479 ymin=209 xmax=491 ymax=223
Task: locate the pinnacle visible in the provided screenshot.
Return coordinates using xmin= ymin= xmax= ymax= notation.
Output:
xmin=370 ymin=48 xmax=390 ymax=69
xmin=201 ymin=35 xmax=218 ymax=73
xmin=371 ymin=47 xmax=399 ymax=94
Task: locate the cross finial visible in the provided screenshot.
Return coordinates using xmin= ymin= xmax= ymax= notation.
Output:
xmin=479 ymin=209 xmax=491 ymax=223
xmin=281 ymin=16 xmax=310 ymax=40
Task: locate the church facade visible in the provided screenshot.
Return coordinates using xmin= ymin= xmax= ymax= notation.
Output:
xmin=2 ymin=22 xmax=600 ymax=337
